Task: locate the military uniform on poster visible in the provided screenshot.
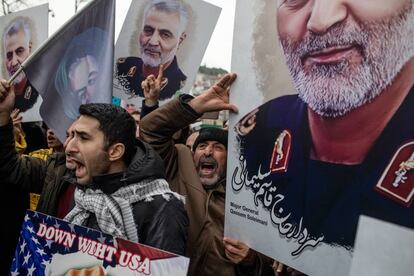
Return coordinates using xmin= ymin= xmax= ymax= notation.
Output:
xmin=236 ymin=88 xmax=414 ymax=250
xmin=115 ymin=56 xmax=186 ymax=100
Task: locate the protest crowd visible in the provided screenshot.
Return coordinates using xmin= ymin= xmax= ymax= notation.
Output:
xmin=0 ymin=67 xmax=286 ymax=275
xmin=1 ymin=0 xmax=414 ymax=275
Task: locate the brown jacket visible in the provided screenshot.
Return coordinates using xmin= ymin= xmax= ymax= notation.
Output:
xmin=140 ymin=96 xmax=243 ymax=275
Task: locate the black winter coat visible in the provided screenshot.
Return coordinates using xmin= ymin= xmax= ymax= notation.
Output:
xmin=81 ymin=140 xmax=188 ymax=255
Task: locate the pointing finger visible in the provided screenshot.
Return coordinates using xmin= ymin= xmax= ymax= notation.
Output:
xmin=157 ymin=64 xmax=164 ymax=83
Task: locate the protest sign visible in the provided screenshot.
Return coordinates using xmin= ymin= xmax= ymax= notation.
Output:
xmin=225 ymin=1 xmax=414 ymax=275
xmin=113 ymin=0 xmax=221 ymax=107
xmin=0 ymin=4 xmax=48 ymax=122
xmin=10 ymin=210 xmax=189 ymax=275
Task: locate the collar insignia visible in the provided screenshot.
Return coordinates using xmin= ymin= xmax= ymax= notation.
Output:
xmin=127 ymin=66 xmax=136 ymax=77
xmin=375 ymin=141 xmax=414 ymax=207
xmin=270 ymin=129 xmax=292 ymax=173
xmin=24 ymin=86 xmax=32 ymax=99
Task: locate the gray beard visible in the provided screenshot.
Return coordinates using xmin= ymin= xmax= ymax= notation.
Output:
xmin=140 ymin=45 xmax=177 ymax=68
xmin=280 ymin=4 xmax=414 ymax=118
xmin=141 ymin=53 xmax=161 ymax=68
xmin=199 ymin=171 xmax=226 ymax=188
xmin=200 ymin=174 xmax=220 ymax=187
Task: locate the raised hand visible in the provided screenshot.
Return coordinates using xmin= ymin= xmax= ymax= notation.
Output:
xmin=0 ymin=80 xmax=16 ymax=126
xmin=189 ymin=73 xmax=238 ymax=114
xmin=141 ymin=64 xmax=167 ymax=107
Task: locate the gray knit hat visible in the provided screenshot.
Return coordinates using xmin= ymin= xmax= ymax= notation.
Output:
xmin=192 ymin=127 xmax=228 ymax=151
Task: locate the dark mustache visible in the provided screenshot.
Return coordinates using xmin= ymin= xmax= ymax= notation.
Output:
xmin=199 ymin=156 xmax=218 ymax=166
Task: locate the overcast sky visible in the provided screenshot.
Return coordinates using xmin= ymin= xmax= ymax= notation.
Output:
xmin=47 ymin=0 xmax=235 ymax=71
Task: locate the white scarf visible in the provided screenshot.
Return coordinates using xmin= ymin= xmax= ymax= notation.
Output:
xmin=64 ymin=178 xmax=184 ymax=243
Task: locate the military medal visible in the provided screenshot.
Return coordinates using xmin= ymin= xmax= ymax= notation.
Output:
xmin=270 ymin=129 xmax=292 ymax=173
xmin=375 ymin=141 xmax=414 ymax=207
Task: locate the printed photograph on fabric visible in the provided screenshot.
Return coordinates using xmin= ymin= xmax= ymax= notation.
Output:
xmin=0 ymin=4 xmax=48 ymax=122
xmin=226 ymin=1 xmax=414 ymax=275
xmin=113 ymin=0 xmax=221 ymax=108
xmin=32 ymin=0 xmax=115 ymax=143
xmin=53 ymin=27 xmax=109 ymax=120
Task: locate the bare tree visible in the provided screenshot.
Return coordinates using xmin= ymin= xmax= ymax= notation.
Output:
xmin=1 ymin=0 xmax=27 ymax=15
xmin=0 ymin=0 xmax=93 ymax=17
xmin=0 ymin=0 xmax=52 ymax=15
xmin=1 ymin=0 xmax=55 ymax=17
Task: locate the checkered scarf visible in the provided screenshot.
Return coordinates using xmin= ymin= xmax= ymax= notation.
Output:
xmin=64 ymin=178 xmax=184 ymax=243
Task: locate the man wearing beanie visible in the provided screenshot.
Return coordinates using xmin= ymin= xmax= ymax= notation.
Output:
xmin=192 ymin=127 xmax=228 ymax=151
xmin=140 ymin=73 xmax=273 ymax=275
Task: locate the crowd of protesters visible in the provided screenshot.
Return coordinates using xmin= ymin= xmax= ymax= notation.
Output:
xmin=0 ymin=69 xmax=297 ymax=275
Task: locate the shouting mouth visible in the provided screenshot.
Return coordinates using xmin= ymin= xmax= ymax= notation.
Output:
xmin=69 ymin=157 xmax=86 ymax=178
xmin=199 ymin=161 xmax=217 ymax=177
xmin=75 ymin=162 xmax=86 ymax=178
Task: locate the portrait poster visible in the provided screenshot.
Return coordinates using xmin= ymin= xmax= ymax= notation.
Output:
xmin=10 ymin=210 xmax=190 ymax=275
xmin=225 ymin=1 xmax=414 ymax=276
xmin=113 ymin=0 xmax=221 ymax=107
xmin=23 ymin=0 xmax=115 ymax=142
xmin=0 ymin=4 xmax=48 ymax=122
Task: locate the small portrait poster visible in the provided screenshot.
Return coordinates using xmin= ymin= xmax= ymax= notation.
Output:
xmin=113 ymin=0 xmax=221 ymax=107
xmin=0 ymin=4 xmax=48 ymax=122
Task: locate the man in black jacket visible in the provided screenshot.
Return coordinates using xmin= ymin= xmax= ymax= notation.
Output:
xmin=63 ymin=103 xmax=188 ymax=254
xmin=0 ymin=80 xmax=188 ymax=272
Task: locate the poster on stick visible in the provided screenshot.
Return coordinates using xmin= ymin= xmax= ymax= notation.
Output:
xmin=0 ymin=4 xmax=48 ymax=122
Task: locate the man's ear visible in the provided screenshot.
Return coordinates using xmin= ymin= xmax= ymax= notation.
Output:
xmin=178 ymin=32 xmax=187 ymax=46
xmin=28 ymin=41 xmax=32 ymax=52
xmin=107 ymin=143 xmax=125 ymax=162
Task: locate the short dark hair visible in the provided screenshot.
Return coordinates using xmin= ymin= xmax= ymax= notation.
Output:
xmin=79 ymin=103 xmax=137 ymax=165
